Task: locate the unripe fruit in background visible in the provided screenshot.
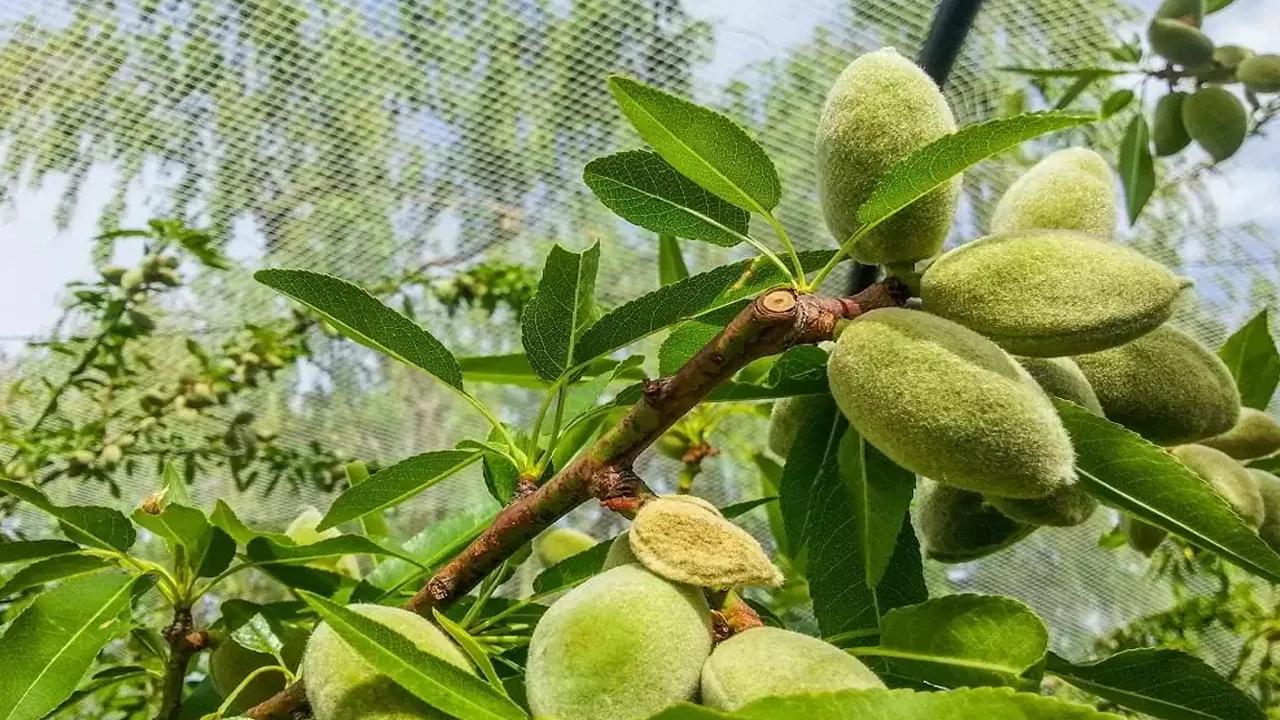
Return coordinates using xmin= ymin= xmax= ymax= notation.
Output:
xmin=629 ymin=496 xmax=782 ymax=588
xmin=1213 ymin=45 xmax=1254 ymax=69
xmin=210 ymin=627 xmax=307 ymax=712
xmin=1200 ymin=408 xmax=1280 ymax=460
xmin=1169 ymin=444 xmax=1264 ymax=528
xmin=120 ymin=268 xmax=145 ymax=292
xmin=1017 ymin=357 xmax=1104 ymax=416
xmin=526 ymin=564 xmax=712 ymax=720
xmin=990 ymin=148 xmax=1117 ymax=236
xmin=285 ymin=506 xmax=361 ymax=578
xmin=534 ymin=527 xmax=597 ymax=567
xmin=921 ymin=231 xmax=1189 ymax=357
xmin=767 ymin=395 xmax=827 ymax=458
xmin=1152 ymin=92 xmax=1192 ymax=156
xmin=918 ymin=482 xmax=1037 ymax=562
xmin=1148 ymin=19 xmax=1215 ymax=67
xmin=700 ymin=627 xmax=884 ymax=711
xmin=1074 ymin=325 xmax=1240 ymax=446
xmin=1238 ymin=55 xmax=1280 ymax=93
xmin=100 ymin=265 xmax=127 ymax=285
xmin=987 ymin=483 xmax=1098 ymax=527
xmin=1250 ymin=469 xmax=1280 ymax=552
xmin=302 ymin=604 xmax=474 ymax=720
xmin=829 ymin=308 xmax=1074 ymax=499
xmin=655 ymin=430 xmax=692 ymax=462
xmin=602 ymin=531 xmax=638 ymax=570
xmin=1154 ymin=0 xmax=1204 ymax=25
xmin=1121 ymin=515 xmax=1168 ymax=556
xmin=1182 ymin=86 xmax=1248 ymax=161
xmin=816 ymin=48 xmax=960 ymax=264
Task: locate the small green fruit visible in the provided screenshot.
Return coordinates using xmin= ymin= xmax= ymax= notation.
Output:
xmin=919 ymin=482 xmax=1037 ymax=563
xmin=988 ymin=483 xmax=1098 ymax=527
xmin=1148 ymin=19 xmax=1215 ymax=66
xmin=990 ymin=148 xmax=1116 ymax=236
xmin=629 ymin=496 xmax=782 ymax=588
xmin=1169 ymin=444 xmax=1264 ymax=528
xmin=1250 ymin=469 xmax=1280 ymax=552
xmin=285 ymin=507 xmax=361 ymax=578
xmin=1200 ymin=408 xmax=1280 ymax=460
xmin=1213 ymin=45 xmax=1254 ymax=68
xmin=816 ymin=48 xmax=959 ymax=264
xmin=829 ymin=308 xmax=1074 ymax=499
xmin=526 ymin=564 xmax=712 ymax=720
xmin=302 ymin=604 xmax=474 ymax=720
xmin=1238 ymin=54 xmax=1280 ymax=93
xmin=921 ymin=230 xmax=1190 ymax=357
xmin=98 ymin=444 xmax=123 ymax=468
xmin=120 ymin=268 xmax=145 ymax=292
xmin=1074 ymin=325 xmax=1240 ymax=445
xmin=700 ymin=626 xmax=884 ymax=711
xmin=210 ymin=628 xmax=306 ymax=712
xmin=767 ymin=395 xmax=827 ymax=458
xmin=534 ymin=528 xmax=597 ymax=567
xmin=1017 ymin=357 xmax=1104 ymax=416
xmin=100 ymin=265 xmax=127 ymax=285
xmin=1182 ymin=86 xmax=1248 ymax=161
xmin=1154 ymin=0 xmax=1204 ymax=25
xmin=1152 ymin=92 xmax=1192 ymax=156
xmin=1121 ymin=515 xmax=1168 ymax=556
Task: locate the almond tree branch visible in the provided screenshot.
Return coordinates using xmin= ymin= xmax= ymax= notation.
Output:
xmin=245 ymin=280 xmax=908 ymax=720
xmin=154 ymin=606 xmax=210 ymax=720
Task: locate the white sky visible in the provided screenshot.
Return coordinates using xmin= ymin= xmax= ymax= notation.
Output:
xmin=0 ymin=0 xmax=1277 ymax=341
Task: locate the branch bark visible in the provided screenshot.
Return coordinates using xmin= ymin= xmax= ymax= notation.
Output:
xmin=245 ymin=280 xmax=908 ymax=719
xmin=154 ymin=607 xmax=209 ymax=720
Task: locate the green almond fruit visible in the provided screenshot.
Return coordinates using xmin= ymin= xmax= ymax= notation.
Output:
xmin=1169 ymin=444 xmax=1264 ymax=528
xmin=1238 ymin=54 xmax=1280 ymax=93
xmin=767 ymin=395 xmax=828 ymax=458
xmin=1155 ymin=0 xmax=1204 ymax=25
xmin=829 ymin=308 xmax=1074 ymax=499
xmin=1200 ymin=408 xmax=1280 ymax=460
xmin=1074 ymin=325 xmax=1241 ymax=446
xmin=921 ymin=230 xmax=1191 ymax=357
xmin=602 ymin=530 xmax=639 ymax=570
xmin=817 ymin=48 xmax=960 ymax=264
xmin=1121 ymin=514 xmax=1169 ymax=556
xmin=1153 ymin=92 xmax=1193 ymax=156
xmin=919 ymin=482 xmax=1038 ymax=563
xmin=301 ymin=604 xmax=474 ymax=720
xmin=1213 ymin=44 xmax=1255 ymax=69
xmin=701 ymin=627 xmax=884 ymax=711
xmin=1017 ymin=357 xmax=1104 ymax=416
xmin=535 ymin=527 xmax=598 ymax=567
xmin=629 ymin=496 xmax=782 ymax=588
xmin=987 ymin=483 xmax=1098 ymax=527
xmin=1182 ymin=86 xmax=1248 ymax=161
xmin=991 ymin=148 xmax=1117 ymax=236
xmin=1148 ymin=19 xmax=1215 ymax=66
xmin=1250 ymin=469 xmax=1280 ymax=552
xmin=526 ymin=564 xmax=712 ymax=720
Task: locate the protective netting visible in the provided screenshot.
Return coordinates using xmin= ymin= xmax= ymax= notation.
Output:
xmin=1 ymin=0 xmax=1277 ymax=666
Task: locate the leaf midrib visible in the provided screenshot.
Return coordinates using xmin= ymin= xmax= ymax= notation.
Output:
xmin=1046 ymin=669 xmax=1223 ymax=720
xmin=586 ymin=167 xmax=751 ymax=244
xmin=852 ymin=646 xmax=1025 ymax=677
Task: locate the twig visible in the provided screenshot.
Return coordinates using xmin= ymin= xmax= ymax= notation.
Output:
xmin=244 ymin=280 xmax=909 ymax=719
xmin=154 ymin=606 xmax=209 ymax=720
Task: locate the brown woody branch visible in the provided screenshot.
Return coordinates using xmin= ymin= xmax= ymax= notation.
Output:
xmin=154 ymin=607 xmax=210 ymax=720
xmin=245 ymin=280 xmax=908 ymax=719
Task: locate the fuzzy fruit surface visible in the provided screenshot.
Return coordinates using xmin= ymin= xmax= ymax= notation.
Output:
xmin=1251 ymin=469 xmax=1280 ymax=552
xmin=301 ymin=604 xmax=474 ymax=720
xmin=210 ymin=627 xmax=306 ymax=712
xmin=919 ymin=482 xmax=1037 ymax=562
xmin=534 ymin=527 xmax=597 ymax=567
xmin=700 ymin=627 xmax=884 ymax=711
xmin=990 ymin=148 xmax=1116 ymax=236
xmin=1238 ymin=55 xmax=1280 ymax=93
xmin=830 ymin=308 xmax=1074 ymax=499
xmin=629 ymin=496 xmax=782 ymax=588
xmin=1200 ymin=408 xmax=1280 ymax=460
xmin=921 ymin=230 xmax=1189 ymax=357
xmin=1017 ymin=357 xmax=1104 ymax=416
xmin=1121 ymin=514 xmax=1169 ymax=556
xmin=816 ymin=48 xmax=959 ymax=264
xmin=1182 ymin=86 xmax=1248 ymax=161
xmin=1153 ymin=92 xmax=1192 ymax=157
xmin=1074 ymin=325 xmax=1240 ymax=446
xmin=526 ymin=564 xmax=712 ymax=720
xmin=767 ymin=395 xmax=828 ymax=458
xmin=1148 ymin=19 xmax=1215 ymax=66
xmin=987 ymin=483 xmax=1098 ymax=527
xmin=1169 ymin=444 xmax=1264 ymax=529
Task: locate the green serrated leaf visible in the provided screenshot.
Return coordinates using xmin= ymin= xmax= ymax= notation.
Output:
xmin=193 ymin=527 xmax=236 ymax=578
xmin=659 ymin=304 xmax=743 ymax=376
xmin=531 ymin=540 xmax=611 ymax=595
xmin=0 ymin=572 xmax=139 ymax=720
xmin=246 ymin=535 xmax=422 ymax=569
xmin=1218 ymin=310 xmax=1280 ymax=410
xmin=854 ymin=112 xmax=1095 ymax=237
xmin=0 ymin=554 xmax=114 ymax=597
xmin=162 ymin=461 xmax=191 ymax=507
xmin=608 ymin=76 xmax=780 ymax=215
xmin=211 ymin=500 xmax=284 ymax=546
xmin=658 ymin=235 xmax=690 ymax=286
xmin=1119 ymin=113 xmax=1155 ymax=225
xmin=0 ymin=540 xmax=80 ymax=566
xmin=255 ymin=269 xmax=463 ymax=390
xmin=859 ymin=595 xmax=1049 ymax=689
xmin=297 ymin=591 xmax=526 ymax=720
xmin=222 ymin=600 xmax=287 ymax=657
xmin=522 ymin=243 xmax=601 ymax=382
xmin=368 ymin=506 xmax=499 ymax=594
xmin=0 ymin=480 xmax=135 ymax=552
xmin=432 ymin=609 xmax=508 ymax=696
xmin=1206 ymin=0 xmax=1239 ymax=12
xmin=720 ymin=496 xmax=778 ymax=520
xmin=1046 ymin=648 xmax=1265 ymax=720
xmin=1057 ymin=399 xmax=1280 ymax=583
xmin=1101 ymin=90 xmax=1136 ymax=118
xmin=131 ymin=503 xmax=208 ymax=552
xmin=318 ymin=450 xmax=481 ymax=530
xmin=752 ymin=454 xmax=789 ymax=558
xmin=837 ymin=430 xmax=916 ymax=589
xmin=584 ymin=150 xmax=751 ymax=247
xmin=1054 ymin=73 xmax=1105 ymax=111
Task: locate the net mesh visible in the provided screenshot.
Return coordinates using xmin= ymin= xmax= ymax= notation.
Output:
xmin=1 ymin=0 xmax=1276 ymax=667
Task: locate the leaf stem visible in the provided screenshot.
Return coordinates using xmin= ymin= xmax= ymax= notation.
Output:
xmin=741 ymin=234 xmax=796 ymax=284
xmin=764 ymin=212 xmax=806 ymax=286
xmin=537 ymin=385 xmax=569 ymax=471
xmin=811 ymin=224 xmax=873 ymax=289
xmin=459 ymin=392 xmax=525 ymax=467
